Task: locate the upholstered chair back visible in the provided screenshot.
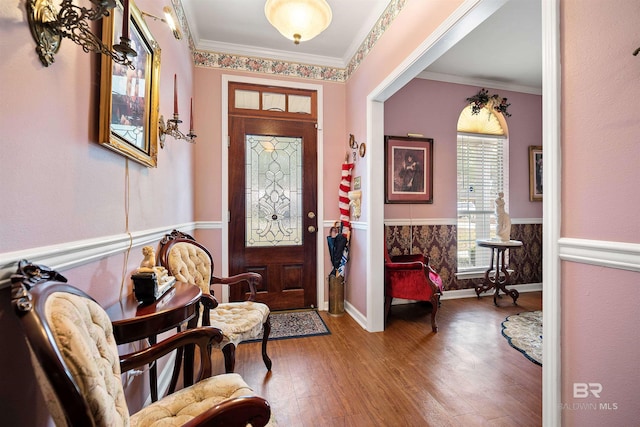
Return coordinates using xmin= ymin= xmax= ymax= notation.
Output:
xmin=167 ymin=241 xmax=213 ymax=295
xmin=11 ymin=270 xmax=273 ymax=427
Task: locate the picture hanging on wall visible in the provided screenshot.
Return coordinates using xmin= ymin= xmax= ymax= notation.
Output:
xmin=99 ymin=0 xmax=161 ymax=168
xmin=529 ymin=145 xmax=543 ymax=201
xmin=384 ymin=135 xmax=433 ymax=204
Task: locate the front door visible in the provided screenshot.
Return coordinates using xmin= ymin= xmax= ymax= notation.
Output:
xmin=228 ymin=83 xmax=318 ymax=310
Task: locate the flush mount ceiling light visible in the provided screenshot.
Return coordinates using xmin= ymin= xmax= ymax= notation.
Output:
xmin=264 ymin=0 xmax=332 ymax=45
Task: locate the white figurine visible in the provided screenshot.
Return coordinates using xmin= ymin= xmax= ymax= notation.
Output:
xmin=495 ymin=192 xmax=512 ymax=242
xmin=138 ymin=246 xmax=156 ymax=271
xmin=138 ymin=245 xmax=170 ymax=283
xmin=348 ymin=190 xmax=362 ymax=219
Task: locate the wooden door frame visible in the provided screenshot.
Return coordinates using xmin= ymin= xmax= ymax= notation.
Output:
xmin=221 ymin=75 xmax=325 ymax=309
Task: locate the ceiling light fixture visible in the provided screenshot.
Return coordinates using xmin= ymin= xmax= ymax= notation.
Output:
xmin=264 ymin=0 xmax=332 ymax=45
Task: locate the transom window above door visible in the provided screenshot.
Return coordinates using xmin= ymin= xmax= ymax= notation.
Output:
xmin=229 ymin=82 xmax=317 ymax=122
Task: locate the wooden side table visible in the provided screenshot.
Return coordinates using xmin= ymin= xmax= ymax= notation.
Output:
xmin=105 ymin=282 xmax=201 ymax=402
xmin=475 ymin=239 xmax=523 ymax=306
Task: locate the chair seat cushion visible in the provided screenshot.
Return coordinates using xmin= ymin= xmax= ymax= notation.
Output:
xmin=130 ymin=373 xmax=258 ymax=427
xmin=207 ymin=302 xmax=270 ymax=347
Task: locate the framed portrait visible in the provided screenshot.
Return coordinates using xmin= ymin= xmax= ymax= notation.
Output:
xmin=384 ymin=135 xmax=433 ymax=204
xmin=529 ymin=145 xmax=543 ymax=201
xmin=99 ymin=0 xmax=161 ymax=168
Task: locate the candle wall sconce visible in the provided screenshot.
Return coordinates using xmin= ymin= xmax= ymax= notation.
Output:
xmin=158 ymin=114 xmax=196 ymax=148
xmin=26 ymin=0 xmax=137 ymax=68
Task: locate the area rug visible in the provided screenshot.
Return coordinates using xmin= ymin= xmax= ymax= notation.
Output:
xmin=501 ymin=310 xmax=542 ymax=366
xmin=242 ymin=310 xmax=330 ymax=343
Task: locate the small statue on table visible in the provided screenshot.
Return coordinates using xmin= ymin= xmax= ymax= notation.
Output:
xmin=495 ymin=192 xmax=512 ymax=242
xmin=132 ymin=246 xmax=175 ymax=303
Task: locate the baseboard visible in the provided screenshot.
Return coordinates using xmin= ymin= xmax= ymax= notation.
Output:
xmin=344 ymin=300 xmax=367 ymax=330
xmin=391 ymin=282 xmax=543 ymax=304
xmin=439 ymin=282 xmax=542 ymax=301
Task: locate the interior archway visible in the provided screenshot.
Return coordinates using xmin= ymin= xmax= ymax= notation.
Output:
xmin=366 ymin=0 xmax=560 ymax=424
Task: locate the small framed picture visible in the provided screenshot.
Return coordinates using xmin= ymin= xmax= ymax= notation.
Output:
xmin=529 ymin=145 xmax=543 ymax=201
xmin=353 ymin=176 xmax=361 ymax=190
xmin=384 ymin=135 xmax=433 ymax=204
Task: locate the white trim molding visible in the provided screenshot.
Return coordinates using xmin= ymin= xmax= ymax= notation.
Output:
xmin=0 ymin=222 xmax=196 ymax=289
xmin=559 ymin=238 xmax=640 ymax=272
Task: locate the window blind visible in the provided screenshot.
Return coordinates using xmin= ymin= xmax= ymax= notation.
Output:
xmin=457 ymin=133 xmax=508 ymax=270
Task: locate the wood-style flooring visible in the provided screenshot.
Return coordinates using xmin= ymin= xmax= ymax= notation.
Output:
xmin=214 ymin=291 xmax=543 ymax=426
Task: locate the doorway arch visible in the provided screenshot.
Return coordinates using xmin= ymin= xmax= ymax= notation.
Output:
xmin=365 ymin=0 xmax=560 ymax=425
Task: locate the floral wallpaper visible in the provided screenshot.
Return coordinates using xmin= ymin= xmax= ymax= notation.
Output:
xmin=385 ymin=223 xmax=542 ymax=291
xmin=174 ymin=0 xmax=407 ymax=82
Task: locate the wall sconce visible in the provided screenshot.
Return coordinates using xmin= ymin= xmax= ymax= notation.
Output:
xmin=159 ymin=75 xmax=196 ymax=148
xmin=26 ymin=0 xmax=137 ymax=68
xmin=264 ymin=0 xmax=332 ymax=45
xmin=141 ymin=6 xmax=182 ymax=40
xmin=158 ymin=115 xmax=196 ymax=148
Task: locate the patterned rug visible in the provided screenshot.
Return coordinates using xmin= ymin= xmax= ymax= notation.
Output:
xmin=501 ymin=310 xmax=542 ymax=366
xmin=243 ymin=310 xmax=330 ymax=342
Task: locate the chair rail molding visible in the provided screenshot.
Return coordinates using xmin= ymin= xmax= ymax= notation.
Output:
xmin=559 ymin=237 xmax=640 ymax=273
xmin=0 ymin=222 xmax=196 ymax=289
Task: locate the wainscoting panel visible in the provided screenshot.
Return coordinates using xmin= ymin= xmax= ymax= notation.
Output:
xmin=385 ymin=222 xmax=543 ymax=290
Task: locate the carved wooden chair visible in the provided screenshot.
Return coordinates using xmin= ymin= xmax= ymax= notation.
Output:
xmin=384 ymin=241 xmax=443 ymax=332
xmin=10 ymin=261 xmax=272 ymax=427
xmin=157 ymin=230 xmax=272 ymax=373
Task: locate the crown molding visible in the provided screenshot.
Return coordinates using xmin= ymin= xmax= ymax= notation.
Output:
xmin=417 ymin=71 xmax=542 ymax=95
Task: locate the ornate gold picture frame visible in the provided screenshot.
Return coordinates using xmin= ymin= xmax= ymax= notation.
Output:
xmin=99 ymin=0 xmax=161 ymax=167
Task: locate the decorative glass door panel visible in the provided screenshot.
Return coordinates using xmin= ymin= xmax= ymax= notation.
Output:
xmin=245 ymin=134 xmax=303 ymax=248
xmin=229 ymin=82 xmax=317 ymax=310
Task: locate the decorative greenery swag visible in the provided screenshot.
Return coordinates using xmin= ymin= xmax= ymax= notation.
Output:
xmin=466 ymin=88 xmax=511 ymax=117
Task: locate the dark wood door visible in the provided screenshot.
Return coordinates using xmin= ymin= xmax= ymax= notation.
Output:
xmin=229 ymin=116 xmax=318 ymax=310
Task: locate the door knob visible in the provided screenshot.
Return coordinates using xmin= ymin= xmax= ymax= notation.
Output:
xmin=307 ymin=211 xmax=316 ymax=219
xmin=308 ymin=226 xmax=316 ymax=233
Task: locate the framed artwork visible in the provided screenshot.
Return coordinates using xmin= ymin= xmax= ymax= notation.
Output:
xmin=384 ymin=135 xmax=433 ymax=204
xmin=99 ymin=0 xmax=161 ymax=167
xmin=529 ymin=145 xmax=543 ymax=201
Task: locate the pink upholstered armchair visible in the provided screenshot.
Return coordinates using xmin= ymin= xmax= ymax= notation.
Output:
xmin=384 ymin=244 xmax=443 ymax=332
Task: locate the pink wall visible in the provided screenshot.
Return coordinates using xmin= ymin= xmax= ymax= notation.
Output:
xmin=0 ymin=0 xmax=195 ymax=260
xmin=344 ymin=0 xmax=465 ymax=315
xmin=0 ymin=0 xmax=196 ymax=423
xmin=561 ymin=263 xmax=640 ymax=423
xmin=561 ymin=0 xmax=640 ymax=243
xmin=384 ymin=79 xmax=543 ymax=219
xmin=560 ymin=0 xmax=640 ymax=423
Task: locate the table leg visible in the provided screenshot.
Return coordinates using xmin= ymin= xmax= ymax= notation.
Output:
xmin=493 ymin=248 xmax=519 ymax=306
xmin=183 ymin=315 xmax=198 ymax=387
xmin=168 ymin=326 xmax=184 ymax=395
xmin=149 ymin=335 xmax=158 ymax=402
xmin=475 ymin=247 xmax=497 ymax=298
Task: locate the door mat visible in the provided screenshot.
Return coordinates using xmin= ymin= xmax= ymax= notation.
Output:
xmin=242 ymin=310 xmax=330 ymax=342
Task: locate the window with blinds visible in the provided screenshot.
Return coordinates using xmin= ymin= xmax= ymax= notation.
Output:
xmin=457 ymin=133 xmax=508 ymax=270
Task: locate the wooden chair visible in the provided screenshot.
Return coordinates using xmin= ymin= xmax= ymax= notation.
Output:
xmin=10 ymin=260 xmax=272 ymax=427
xmin=157 ymin=230 xmax=272 ymax=373
xmin=384 ymin=242 xmax=443 ymax=332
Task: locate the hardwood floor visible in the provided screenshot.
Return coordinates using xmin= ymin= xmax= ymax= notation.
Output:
xmin=216 ymin=292 xmax=542 ymax=426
